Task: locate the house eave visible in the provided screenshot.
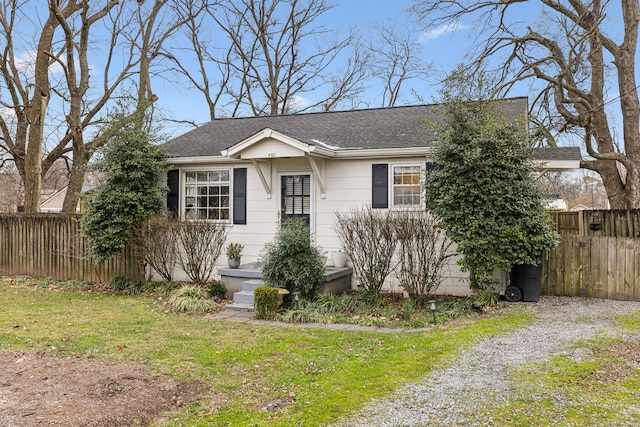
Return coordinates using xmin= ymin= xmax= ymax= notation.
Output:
xmin=535 ymin=159 xmax=581 ymax=171
xmin=167 ymin=156 xmax=240 ymax=165
xmin=333 ymin=146 xmax=433 ymax=159
xmin=222 ymin=127 xmax=335 ymax=159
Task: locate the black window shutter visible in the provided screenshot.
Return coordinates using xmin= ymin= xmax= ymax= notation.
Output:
xmin=371 ymin=164 xmax=388 ymax=209
xmin=425 ymin=161 xmax=435 ymax=173
xmin=166 ymin=169 xmax=179 ymax=217
xmin=233 ymin=168 xmax=247 ymax=224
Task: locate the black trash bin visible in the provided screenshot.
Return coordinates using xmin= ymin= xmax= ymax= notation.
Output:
xmin=510 ymin=261 xmax=543 ymax=302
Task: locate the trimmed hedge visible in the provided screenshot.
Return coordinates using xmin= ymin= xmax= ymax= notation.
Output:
xmin=254 ymin=286 xmax=279 ymax=320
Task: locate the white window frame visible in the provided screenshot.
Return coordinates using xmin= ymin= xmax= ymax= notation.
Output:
xmin=391 ymin=163 xmax=424 ymax=209
xmin=182 ymin=167 xmax=232 ymax=222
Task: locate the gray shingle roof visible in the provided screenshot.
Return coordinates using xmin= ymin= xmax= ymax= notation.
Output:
xmin=163 ymin=97 xmax=530 ymax=158
xmin=531 ymin=146 xmax=582 ymax=161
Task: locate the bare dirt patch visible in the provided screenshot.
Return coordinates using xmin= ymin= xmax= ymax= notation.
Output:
xmin=0 ymin=351 xmax=203 ymax=427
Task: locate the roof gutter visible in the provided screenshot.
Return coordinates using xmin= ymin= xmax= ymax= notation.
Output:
xmin=333 ymin=146 xmax=433 ymax=158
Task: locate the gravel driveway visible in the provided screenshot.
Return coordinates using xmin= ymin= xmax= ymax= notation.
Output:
xmin=332 ymin=296 xmax=640 ymax=427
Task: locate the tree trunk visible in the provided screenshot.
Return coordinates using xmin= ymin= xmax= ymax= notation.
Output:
xmin=22 ymin=9 xmax=58 ymax=212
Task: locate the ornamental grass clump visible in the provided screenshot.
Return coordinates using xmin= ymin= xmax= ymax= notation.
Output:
xmin=167 ymin=284 xmax=218 ymax=313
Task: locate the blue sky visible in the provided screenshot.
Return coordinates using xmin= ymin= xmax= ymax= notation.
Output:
xmin=6 ymin=0 xmax=629 ymax=143
xmin=154 ymin=0 xmax=480 ymax=133
xmin=150 ymin=0 xmax=633 ymax=148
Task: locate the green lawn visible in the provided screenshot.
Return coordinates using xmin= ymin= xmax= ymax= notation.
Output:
xmin=0 ymin=279 xmax=532 ymax=426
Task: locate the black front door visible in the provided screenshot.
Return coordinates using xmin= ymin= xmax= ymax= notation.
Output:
xmin=281 ymin=174 xmax=311 ymax=226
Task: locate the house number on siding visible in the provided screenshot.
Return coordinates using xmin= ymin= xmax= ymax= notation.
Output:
xmin=267 ymin=152 xmax=276 ymax=157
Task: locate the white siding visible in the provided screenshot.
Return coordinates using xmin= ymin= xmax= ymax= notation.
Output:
xmin=170 ymin=156 xmax=476 ymax=296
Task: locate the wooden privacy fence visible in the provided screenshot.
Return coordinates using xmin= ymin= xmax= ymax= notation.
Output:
xmin=549 ymin=209 xmax=640 ymax=237
xmin=0 ymin=214 xmax=142 ymax=283
xmin=542 ymin=234 xmax=640 ymax=301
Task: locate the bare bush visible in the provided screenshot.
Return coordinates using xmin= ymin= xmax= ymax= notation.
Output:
xmin=334 ymin=207 xmax=398 ymax=294
xmin=177 ymin=220 xmax=227 ymax=285
xmin=135 ymin=215 xmax=180 ymax=282
xmin=394 ymin=211 xmax=453 ymax=301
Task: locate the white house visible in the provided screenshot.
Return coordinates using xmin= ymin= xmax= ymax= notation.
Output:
xmin=162 ymin=98 xmax=581 ymax=295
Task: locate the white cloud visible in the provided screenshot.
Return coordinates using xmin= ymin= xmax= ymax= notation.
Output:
xmin=14 ymin=50 xmax=66 ymax=76
xmin=422 ymin=22 xmax=472 ymax=40
xmin=281 ymin=95 xmax=312 ymax=113
xmin=0 ymin=107 xmax=17 ymax=121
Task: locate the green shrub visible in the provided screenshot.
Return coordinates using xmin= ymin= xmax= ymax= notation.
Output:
xmin=58 ymin=280 xmax=92 ymax=291
xmin=254 ymin=286 xmax=279 ymax=320
xmin=471 ymin=290 xmax=501 ymax=308
xmin=208 ymin=280 xmax=228 ymax=299
xmin=81 ymin=107 xmax=167 ymax=263
xmin=259 ymin=218 xmax=325 ymax=298
xmin=108 ymin=275 xmax=150 ymax=295
xmin=167 ymin=284 xmax=217 ymax=313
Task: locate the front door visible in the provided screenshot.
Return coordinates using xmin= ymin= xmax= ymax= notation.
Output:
xmin=281 ymin=174 xmax=311 ymax=226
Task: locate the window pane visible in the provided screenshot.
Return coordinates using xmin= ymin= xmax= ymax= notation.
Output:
xmin=183 ymin=169 xmax=231 ymax=222
xmin=392 ymin=165 xmax=421 ymax=208
xmin=303 ymin=177 xmax=311 ymax=196
xmin=303 ymin=197 xmax=310 ymax=214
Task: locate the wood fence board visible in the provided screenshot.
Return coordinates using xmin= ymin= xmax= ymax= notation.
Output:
xmin=0 ymin=214 xmax=141 ymax=283
xmin=635 ymin=244 xmax=640 ymax=301
xmin=624 ymin=239 xmax=636 ymax=299
xmin=612 ymin=238 xmax=624 ymax=300
xmin=542 ymin=234 xmax=640 ymax=301
xmin=589 ymin=236 xmax=601 ymax=298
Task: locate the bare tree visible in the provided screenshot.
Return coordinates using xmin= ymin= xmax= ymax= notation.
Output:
xmin=367 ymin=22 xmax=431 ymax=107
xmin=169 ymin=0 xmax=367 ymax=117
xmin=0 ymin=0 xmax=192 ymax=212
xmin=538 ymin=170 xmax=609 ymax=209
xmin=0 ymin=162 xmax=22 ymax=212
xmin=413 ymin=0 xmax=640 ymax=208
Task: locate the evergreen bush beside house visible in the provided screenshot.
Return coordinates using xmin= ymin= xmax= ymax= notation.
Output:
xmin=425 ymin=68 xmax=558 ymax=290
xmin=81 ymin=106 xmax=167 ymax=263
xmin=259 ymin=218 xmax=325 ymax=299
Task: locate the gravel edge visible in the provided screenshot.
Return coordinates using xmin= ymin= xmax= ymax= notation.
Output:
xmin=331 ymin=296 xmax=640 ymax=427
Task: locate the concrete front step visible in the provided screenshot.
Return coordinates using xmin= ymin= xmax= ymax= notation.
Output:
xmin=241 ymin=279 xmax=266 ymax=292
xmin=229 ymin=279 xmax=265 ymax=311
xmin=225 ymin=302 xmax=254 ymax=311
xmin=233 ymin=290 xmax=256 ymax=305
